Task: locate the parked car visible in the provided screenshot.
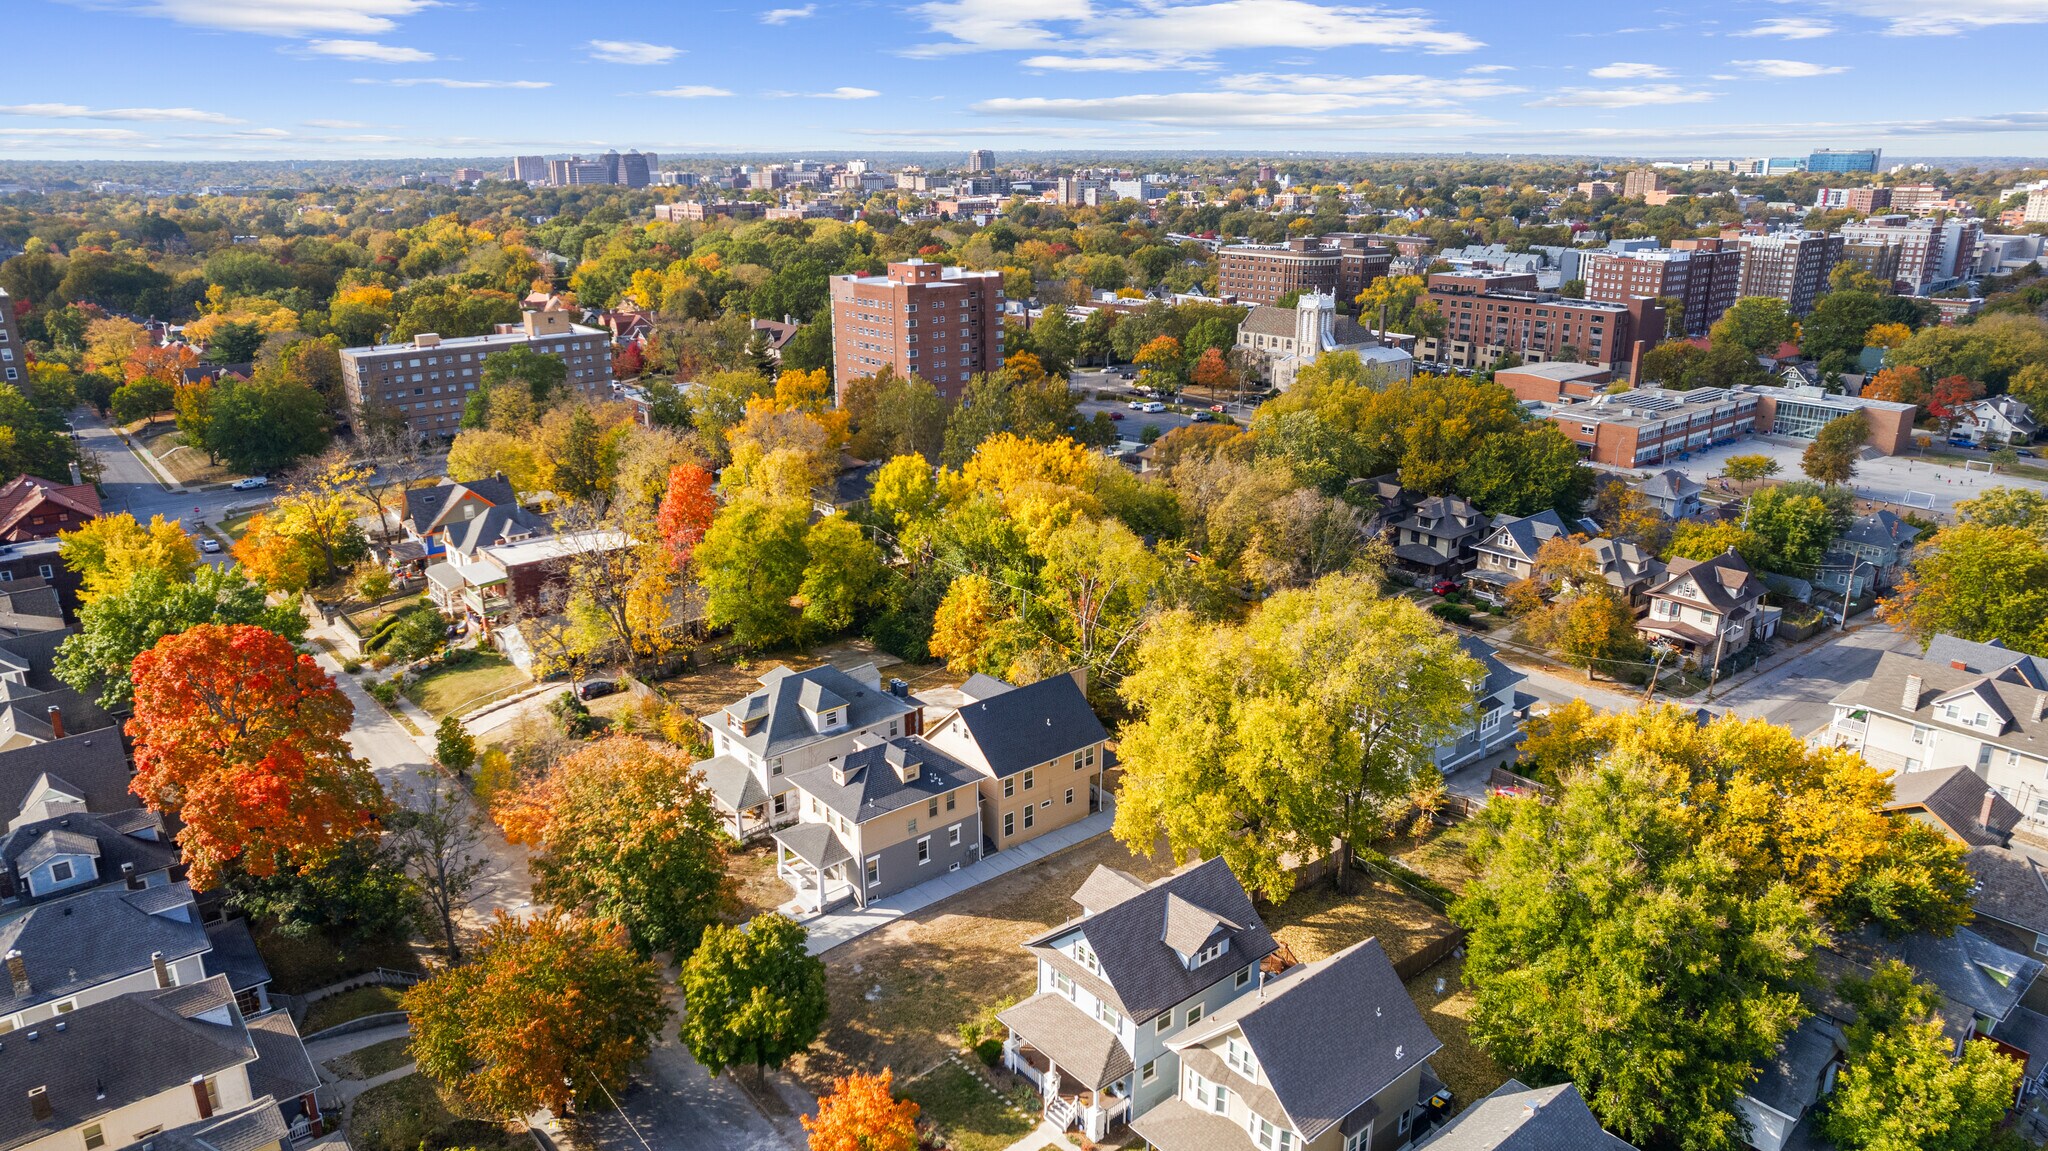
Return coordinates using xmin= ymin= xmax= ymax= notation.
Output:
xmin=1117 ymin=370 xmax=1136 ymax=380
xmin=230 ymin=476 xmax=269 ymax=491
xmin=1210 ymin=404 xmax=1226 ymax=413
xmin=1431 ymin=579 xmax=1460 ymax=596
xmin=198 ymin=537 xmax=222 ymax=554
xmin=1190 ymin=411 xmax=1213 ymax=422
xmin=1108 ymin=411 xmax=1124 ymax=421
xmin=575 ymin=679 xmax=620 ymax=701
xmin=1140 ymin=401 xmax=1166 ymax=413
xmin=2018 ymin=448 xmax=2039 ymax=458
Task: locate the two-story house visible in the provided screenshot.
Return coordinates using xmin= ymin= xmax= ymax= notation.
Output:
xmin=999 ymin=859 xmax=1277 ymax=1142
xmin=0 ymin=476 xmax=100 ymax=545
xmin=1466 ymin=511 xmax=1664 ymax=607
xmin=1829 ymin=636 xmax=2048 ymax=827
xmin=1384 ymin=495 xmax=1489 ymax=584
xmin=0 ymin=975 xmax=322 ymax=1151
xmin=1636 ymin=550 xmax=1778 ymax=671
xmin=922 ymin=673 xmax=1109 ymax=855
xmin=1131 ymin=937 xmax=1444 ymax=1151
xmin=1418 ymin=1080 xmax=1636 ymax=1150
xmin=1882 ymin=768 xmax=2048 ymax=968
xmin=772 ymin=737 xmax=984 ymax=915
xmin=0 ymin=882 xmax=211 ymax=1033
xmin=693 ymin=664 xmax=924 ymax=838
xmin=398 ymin=477 xmax=545 ymax=568
xmin=1950 ymin=394 xmax=2037 ymax=447
xmin=0 ymin=807 xmax=176 ymax=907
xmin=1815 ymin=511 xmax=1920 ymax=600
xmin=1630 ymin=470 xmax=1705 ymax=520
xmin=1433 ymin=638 xmax=1527 ymax=775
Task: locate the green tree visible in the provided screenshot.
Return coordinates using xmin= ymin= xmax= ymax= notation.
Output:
xmin=1710 ymin=296 xmax=1796 ymax=355
xmin=464 ymin=345 xmax=569 ymax=429
xmin=435 ymin=715 xmax=477 ymax=774
xmin=1723 ymin=454 xmax=1782 ymax=484
xmin=1667 ymin=520 xmax=1768 ymax=569
xmin=54 ymin=565 xmax=306 ymax=711
xmin=224 ymin=834 xmax=420 ymax=947
xmin=1801 ymin=411 xmax=1869 ymax=486
xmin=205 ymin=377 xmax=331 ymax=474
xmin=1556 ymin=278 xmax=1586 ymax=299
xmin=696 ymin=496 xmax=811 ymax=648
xmin=1956 ymin=486 xmax=2048 ymax=534
xmin=1821 ymin=979 xmax=2024 ymax=1151
xmin=679 ymin=914 xmax=829 ymax=1079
xmin=1745 ymin=482 xmax=1848 ymax=575
xmin=1881 ymin=523 xmax=2048 ymax=653
xmin=799 ymin=515 xmax=888 ymax=634
xmin=1114 ymin=574 xmax=1482 ymax=900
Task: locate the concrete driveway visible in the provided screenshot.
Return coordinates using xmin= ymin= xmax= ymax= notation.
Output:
xmin=573 ymin=1012 xmax=803 ymax=1151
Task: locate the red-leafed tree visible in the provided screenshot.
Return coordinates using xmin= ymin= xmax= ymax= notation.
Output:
xmin=127 ymin=623 xmax=389 ymax=889
xmin=1928 ymin=375 xmax=1985 ymax=437
xmin=655 ymin=462 xmax=718 ymax=567
xmin=613 ymin=342 xmax=645 ymax=380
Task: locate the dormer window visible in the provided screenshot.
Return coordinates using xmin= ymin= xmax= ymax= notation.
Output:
xmin=1225 ymin=1036 xmax=1257 ymax=1077
xmin=1191 ymin=937 xmax=1229 ymax=968
xmin=1074 ymin=938 xmax=1101 ymax=975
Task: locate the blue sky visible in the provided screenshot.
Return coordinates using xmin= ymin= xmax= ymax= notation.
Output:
xmin=5 ymin=0 xmax=2048 ymax=160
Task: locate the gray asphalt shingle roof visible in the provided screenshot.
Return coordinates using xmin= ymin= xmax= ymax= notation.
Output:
xmin=201 ymin=920 xmax=275 ymax=995
xmin=0 ymin=733 xmax=134 ymax=820
xmin=1 ymin=810 xmax=177 ymax=901
xmin=996 ymin=993 xmax=1135 ymax=1091
xmin=706 ymin=664 xmax=918 ymax=760
xmin=1419 ymin=1080 xmax=1638 ymax=1150
xmin=244 ymin=1011 xmax=320 ymax=1102
xmin=1884 ymin=765 xmax=2022 ymax=847
xmin=148 ymin=1098 xmax=293 ymax=1151
xmin=949 ymin=673 xmax=1108 ymax=779
xmin=784 ymin=738 xmax=980 ymax=825
xmin=1967 ymin=842 xmax=2048 ymax=938
xmin=0 ymin=881 xmax=208 ymax=1015
xmin=404 ymin=477 xmax=517 ymax=534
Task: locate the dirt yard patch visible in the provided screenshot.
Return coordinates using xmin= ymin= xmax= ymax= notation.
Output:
xmin=1264 ymin=872 xmax=1461 ymax=967
xmin=730 ymin=841 xmax=789 ymax=921
xmin=1406 ymin=954 xmax=1509 ymax=1115
xmin=1382 ymin=821 xmax=1483 ymax=900
xmin=139 ymin=425 xmax=238 ymax=487
xmin=652 ymin=640 xmax=948 ymax=723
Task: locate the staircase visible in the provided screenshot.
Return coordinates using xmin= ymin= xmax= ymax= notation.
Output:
xmin=1044 ymin=1094 xmax=1078 ymax=1131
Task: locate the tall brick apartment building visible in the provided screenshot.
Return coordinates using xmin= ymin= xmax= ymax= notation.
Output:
xmin=1417 ymin=271 xmax=1664 ymax=377
xmin=1579 ymin=238 xmax=1741 ymax=336
xmin=1218 ymin=236 xmax=1391 ymax=307
xmin=828 ymin=259 xmax=1003 ymax=402
xmin=1735 ymin=230 xmax=1843 ymax=314
xmin=340 ymin=310 xmax=614 ymax=439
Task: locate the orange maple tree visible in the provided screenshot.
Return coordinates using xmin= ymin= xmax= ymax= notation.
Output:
xmin=802 ymin=1070 xmax=920 ymax=1151
xmin=124 ymin=342 xmax=199 ymax=386
xmin=126 ymin=623 xmax=388 ymax=888
xmin=655 ymin=462 xmax=718 ymax=567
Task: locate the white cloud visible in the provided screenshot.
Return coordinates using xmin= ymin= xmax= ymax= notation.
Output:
xmin=1528 ymin=84 xmax=1718 ymax=108
xmin=1810 ymin=0 xmax=2048 ymax=34
xmin=0 ymin=102 xmax=244 ymax=123
xmin=815 ymin=86 xmax=880 ymax=99
xmin=1730 ymin=17 xmax=1838 ymax=38
xmin=906 ymin=0 xmax=1482 ymax=65
xmin=761 ymin=4 xmax=817 ymax=22
xmin=1217 ymin=72 xmax=1523 ymax=98
xmin=306 ymin=38 xmax=435 ymax=62
xmin=1464 ymin=64 xmax=1514 ymax=73
xmin=974 ymin=90 xmax=1496 ymax=129
xmin=1020 ymin=54 xmax=1193 ymax=71
xmin=1730 ymin=58 xmax=1850 ymax=76
xmin=652 ymin=85 xmax=734 ymax=98
xmin=586 ymin=39 xmax=681 ymax=65
xmin=354 ymin=77 xmax=553 ymax=88
xmin=125 ymin=0 xmax=434 ymax=36
xmin=1588 ymin=61 xmax=1671 ymax=79
xmin=0 ymin=127 xmax=151 ymax=142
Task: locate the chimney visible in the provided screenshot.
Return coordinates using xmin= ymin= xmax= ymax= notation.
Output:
xmin=43 ymin=706 xmax=60 ymax=741
xmin=5 ymin=950 xmax=26 ymax=997
xmin=190 ymin=1078 xmax=213 ymax=1120
xmin=2034 ymin=693 xmax=2047 ymax=723
xmin=1982 ymin=789 xmax=2001 ymax=832
xmin=122 ymin=863 xmax=139 ymax=890
xmin=28 ymin=1088 xmax=50 ymax=1123
xmin=1903 ymin=674 xmax=1924 ymax=711
xmin=1951 ymin=660 xmax=1969 ymax=671
xmin=152 ymin=951 xmax=170 ymax=989
xmin=68 ymin=462 xmax=82 ymax=486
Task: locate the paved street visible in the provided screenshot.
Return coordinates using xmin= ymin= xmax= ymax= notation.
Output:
xmin=1069 ymin=366 xmax=1253 ymax=442
xmin=1711 ymin=620 xmax=1920 ymax=738
xmin=70 ymin=405 xmax=255 ymax=527
xmin=574 ymin=1015 xmax=805 ymax=1151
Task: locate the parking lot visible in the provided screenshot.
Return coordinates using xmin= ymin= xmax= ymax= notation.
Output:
xmin=1600 ymin=436 xmax=2048 ymax=518
xmin=1069 ymin=366 xmax=1259 ymax=440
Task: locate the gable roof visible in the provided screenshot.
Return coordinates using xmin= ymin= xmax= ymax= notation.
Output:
xmin=0 ymin=732 xmax=134 ymax=822
xmin=2 ymin=810 xmax=173 ymax=890
xmin=1964 ymin=843 xmax=2048 ymax=938
xmin=1479 ymin=510 xmax=1570 ymax=562
xmin=1832 ymin=648 xmax=2048 ymax=748
xmin=148 ymin=1098 xmax=293 ymax=1151
xmin=1025 ymin=858 xmax=1276 ymax=1024
xmin=1744 ymin=1014 xmax=1845 ymax=1120
xmin=0 ymin=975 xmax=255 ymax=1151
xmin=403 ymin=476 xmax=518 ymax=535
xmin=705 ymin=663 xmax=918 ymax=760
xmin=784 ymin=737 xmax=980 ymax=824
xmin=949 ymin=673 xmax=1108 ymax=779
xmin=1837 ymin=510 xmax=1921 ymax=553
xmin=1185 ymin=938 xmax=1442 ymax=1142
xmin=0 ymin=881 xmax=208 ymax=1015
xmin=1846 ymin=925 xmax=2044 ymax=1025
xmin=1883 ymin=765 xmax=2022 ymax=847
xmin=1923 ymin=635 xmax=2048 ymax=688
xmin=0 ymin=476 xmax=101 ymax=542
xmin=1649 ymin=550 xmax=1760 ymax=612
xmin=1421 ymin=1080 xmax=1638 ymax=1150
xmin=1632 ymin=469 xmax=1704 ymax=502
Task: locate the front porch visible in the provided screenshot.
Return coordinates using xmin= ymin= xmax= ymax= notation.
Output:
xmin=997 ymin=993 xmax=1134 ymax=1144
xmin=772 ymin=822 xmax=858 ymax=916
xmin=693 ymin=754 xmax=784 ymax=841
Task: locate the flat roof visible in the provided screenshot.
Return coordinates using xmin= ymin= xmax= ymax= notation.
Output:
xmin=485 ymin=529 xmax=633 ymax=566
xmin=343 ymin=322 xmax=607 ymax=356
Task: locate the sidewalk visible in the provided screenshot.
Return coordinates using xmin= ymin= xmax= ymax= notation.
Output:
xmin=799 ymin=800 xmax=1117 ymax=955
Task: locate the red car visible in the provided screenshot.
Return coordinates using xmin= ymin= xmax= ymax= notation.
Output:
xmin=1108 ymin=411 xmax=1124 ymax=420
xmin=1431 ymin=579 xmax=1459 ymax=596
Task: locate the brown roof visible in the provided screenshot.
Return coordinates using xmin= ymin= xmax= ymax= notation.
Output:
xmin=1648 ymin=550 xmax=1760 ymax=613
xmin=0 ymin=475 xmax=100 ymax=542
xmin=1884 ymin=765 xmax=2022 ymax=847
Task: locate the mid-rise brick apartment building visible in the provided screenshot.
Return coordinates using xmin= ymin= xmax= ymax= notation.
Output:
xmin=1579 ymin=238 xmax=1741 ymax=336
xmin=1418 ymin=271 xmax=1664 ymax=376
xmin=654 ymin=201 xmax=767 ymax=223
xmin=1838 ymin=215 xmax=1982 ymax=293
xmin=340 ymin=310 xmax=613 ymax=439
xmin=1537 ymin=384 xmax=1916 ymax=468
xmin=1814 ymin=186 xmax=1892 ymax=214
xmin=1735 ymin=230 xmax=1843 ymax=314
xmin=828 ymin=259 xmax=1002 ymax=402
xmin=1622 ymin=168 xmax=1663 ymax=199
xmin=0 ymin=287 xmax=20 ymax=388
xmin=1217 ymin=236 xmax=1393 ymax=307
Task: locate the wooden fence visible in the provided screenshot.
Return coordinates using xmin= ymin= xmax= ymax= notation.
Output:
xmin=1392 ymin=928 xmax=1467 ymax=982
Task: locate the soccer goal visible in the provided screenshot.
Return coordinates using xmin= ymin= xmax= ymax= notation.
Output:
xmin=1903 ymin=490 xmax=1937 ymax=509
xmin=1962 ymin=459 xmax=1997 ymax=474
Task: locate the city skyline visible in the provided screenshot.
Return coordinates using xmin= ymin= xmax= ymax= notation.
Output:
xmin=4 ymin=0 xmax=2048 ymax=160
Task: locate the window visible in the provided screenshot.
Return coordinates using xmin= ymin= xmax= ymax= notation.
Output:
xmin=1096 ymin=1001 xmax=1124 ymax=1031
xmin=946 ymin=791 xmax=957 ymax=812
xmin=1186 ymin=1003 xmax=1204 ymax=1027
xmin=917 ymin=837 xmax=931 ymax=864
xmin=866 ymin=857 xmax=880 ymax=887
xmin=54 ymin=1000 xmax=75 ymax=1014
xmin=907 ymin=817 xmax=918 ymax=835
xmin=36 ymin=565 xmax=51 ymax=580
xmin=1141 ymin=1060 xmax=1158 ymax=1084
xmin=1066 ymin=788 xmax=1075 ymax=805
xmin=49 ymin=860 xmax=73 ymax=882
xmin=1156 ymin=1012 xmax=1173 ymax=1034
xmin=202 ymin=1077 xmax=220 ymax=1110
xmin=1023 ymin=769 xmax=1035 ymax=791
xmin=1074 ymin=939 xmax=1101 ymax=974
xmin=929 ymin=796 xmax=940 ymax=818
xmin=83 ymin=1126 xmax=105 ymax=1150
xmin=1003 ymin=777 xmax=1016 ymax=799
xmin=1023 ymin=805 xmax=1035 ymax=830
xmin=948 ymin=824 xmax=961 ymax=847
xmin=1226 ymin=1037 xmax=1257 ymax=1076
xmin=1192 ymin=939 xmax=1228 ymax=967
xmin=1397 ymin=1110 xmax=1412 ymax=1137
xmin=1235 ymin=965 xmax=1253 ymax=989
xmin=1003 ymin=812 xmax=1014 ymax=837
xmin=1344 ymin=1130 xmax=1368 ymax=1151
xmin=1054 ymin=970 xmax=1074 ymax=997
xmin=1252 ymin=1117 xmax=1294 ymax=1151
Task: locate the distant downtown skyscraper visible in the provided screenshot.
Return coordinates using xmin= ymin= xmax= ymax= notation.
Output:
xmin=967 ymin=149 xmax=995 ymax=173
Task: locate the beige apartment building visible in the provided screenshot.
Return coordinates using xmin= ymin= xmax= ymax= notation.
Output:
xmin=338 ymin=310 xmax=612 ymax=438
xmin=828 ymin=259 xmax=1002 ymax=402
xmin=923 ymin=673 xmax=1109 ymax=854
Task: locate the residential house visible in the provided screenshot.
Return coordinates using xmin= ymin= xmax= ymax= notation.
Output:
xmin=0 ymin=806 xmax=176 ymax=908
xmin=1815 ymin=511 xmax=1920 ymax=599
xmin=399 ymin=476 xmax=547 ymax=573
xmin=0 ymin=476 xmax=100 ymax=544
xmin=430 ymin=528 xmax=634 ymax=629
xmin=771 ymin=737 xmax=984 ymax=914
xmin=1950 ymin=395 xmax=2038 ymax=447
xmin=0 ymin=732 xmax=135 ymax=826
xmin=1130 ymin=937 xmax=1444 ymax=1151
xmin=1738 ymin=1013 xmax=1848 ymax=1151
xmin=1466 ymin=510 xmax=1664 ymax=606
xmin=999 ymin=859 xmax=1278 ymax=1142
xmin=0 ymin=614 xmax=113 ymax=752
xmin=1418 ymin=1080 xmax=1636 ymax=1150
xmin=1828 ymin=636 xmax=2048 ymax=829
xmin=0 ymin=543 xmax=78 ymax=616
xmin=0 ymin=975 xmax=322 ymax=1151
xmin=923 ymin=673 xmax=1110 ymax=854
xmin=1380 ymin=492 xmax=1489 ymax=584
xmin=1882 ymin=767 xmax=2048 ymax=967
xmin=693 ymin=664 xmax=924 ymax=837
xmin=750 ymin=316 xmax=802 ymax=363
xmin=1433 ymin=638 xmax=1525 ymax=775
xmin=1631 ymin=470 xmax=1705 ymax=520
xmin=1637 ymin=550 xmax=1779 ymax=671
xmin=0 ymin=881 xmax=211 ymax=1032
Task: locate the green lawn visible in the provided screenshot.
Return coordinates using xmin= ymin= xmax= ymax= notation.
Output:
xmin=327 ymin=1037 xmax=416 ymax=1080
xmin=303 ymin=985 xmax=408 ymax=1034
xmin=218 ymin=509 xmax=260 ymax=541
xmin=349 ymin=1074 xmax=522 ymax=1151
xmin=901 ymin=1060 xmax=1040 ymax=1151
xmin=252 ymin=924 xmax=421 ymax=995
xmin=402 ymin=652 xmax=530 ymax=719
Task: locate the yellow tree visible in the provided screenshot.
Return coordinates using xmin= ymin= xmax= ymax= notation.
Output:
xmin=59 ymin=513 xmax=199 ymax=602
xmin=446 ymin=429 xmax=545 ymax=492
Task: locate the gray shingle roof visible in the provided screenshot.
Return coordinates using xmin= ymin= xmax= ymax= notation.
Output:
xmin=1026 ymin=858 xmax=1276 ymax=1025
xmin=1966 ymin=843 xmax=2048 ymax=937
xmin=1 ymin=811 xmax=177 ymax=902
xmin=244 ymin=1011 xmax=320 ymax=1102
xmin=1745 ymin=1014 xmax=1845 ymax=1119
xmin=0 ymin=734 xmax=134 ymax=820
xmin=1833 ymin=649 xmax=2048 ymax=749
xmin=1186 ymin=937 xmax=1443 ymax=1141
xmin=1161 ymin=894 xmax=1234 ymax=958
xmin=783 ymin=738 xmax=979 ymax=825
xmin=1128 ymin=1095 xmax=1260 ymax=1151
xmin=996 ymin=992 xmax=1135 ymax=1091
xmin=1844 ymin=924 xmax=2043 ymax=1025
xmin=148 ymin=1098 xmax=293 ymax=1151
xmin=201 ymin=920 xmax=275 ymax=995
xmin=1837 ymin=510 xmax=1921 ymax=552
xmin=705 ymin=664 xmax=918 ymax=760
xmin=0 ymin=882 xmax=208 ymax=1015
xmin=1649 ymin=551 xmax=1760 ymax=613
xmin=0 ymin=975 xmax=255 ymax=1151
xmin=404 ymin=476 xmax=518 ymax=535
xmin=1479 ymin=510 xmax=1570 ymax=563
xmin=1883 ymin=765 xmax=2022 ymax=847
xmin=1418 ymin=1080 xmax=1637 ymax=1151
xmin=772 ymin=823 xmax=850 ymax=871
xmin=1458 ymin=636 xmax=1523 ymax=701
xmin=1632 ymin=470 xmax=1703 ymax=502
xmin=950 ymin=673 xmax=1108 ymax=780
xmin=693 ymin=754 xmax=767 ymax=812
